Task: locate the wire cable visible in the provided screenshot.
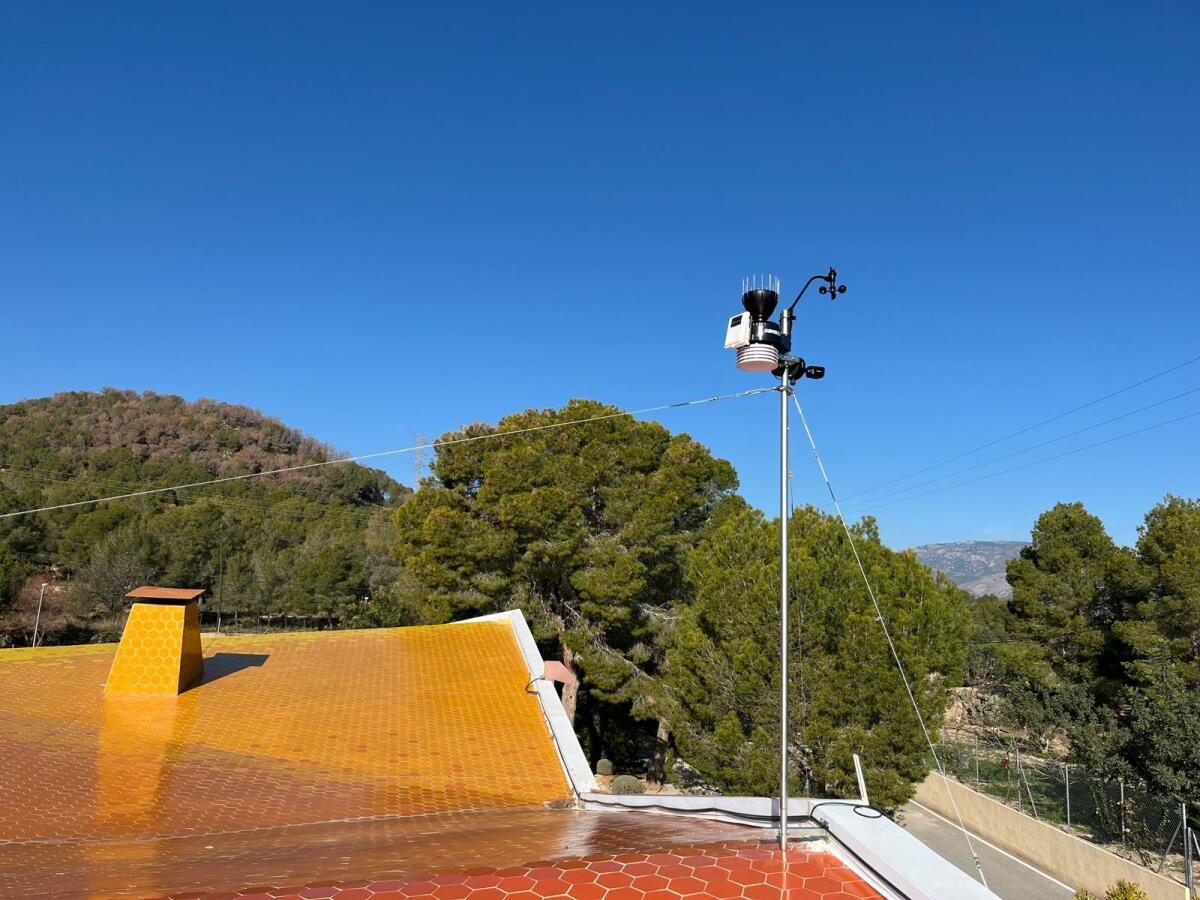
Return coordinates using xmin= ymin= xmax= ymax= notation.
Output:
xmin=845 ymin=406 xmax=1200 ymax=515
xmin=791 ymin=392 xmax=989 ymax=888
xmin=0 ymin=466 xmax=386 ymax=527
xmin=841 ymin=352 xmax=1200 ymax=503
xmin=0 ymin=387 xmax=774 ymax=521
xmin=836 ymin=383 xmax=1200 ymax=511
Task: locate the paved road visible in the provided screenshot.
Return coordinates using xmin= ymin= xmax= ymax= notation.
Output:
xmin=900 ymin=800 xmax=1075 ymax=900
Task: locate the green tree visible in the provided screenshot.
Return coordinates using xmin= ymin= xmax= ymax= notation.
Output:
xmin=290 ymin=541 xmax=368 ymax=627
xmin=1117 ymin=661 xmax=1200 ymax=799
xmin=1090 ymin=496 xmax=1200 ymax=797
xmin=150 ymin=501 xmax=228 ymax=589
xmin=1119 ymin=495 xmax=1200 ymax=686
xmin=975 ymin=496 xmax=1199 ymax=797
xmin=391 ymin=399 xmax=737 ymax=768
xmin=1006 ymin=503 xmax=1124 ymax=679
xmin=58 ymin=505 xmax=137 ymax=569
xmin=0 ymin=482 xmax=47 ymax=559
xmin=669 ymin=504 xmax=968 ymax=808
xmin=0 ymin=544 xmax=24 ymax=626
xmin=1000 ymin=502 xmax=1144 ymax=742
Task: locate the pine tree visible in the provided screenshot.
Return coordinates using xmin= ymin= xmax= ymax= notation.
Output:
xmin=390 ymin=398 xmax=737 ymax=770
xmin=669 ymin=504 xmax=967 ymax=808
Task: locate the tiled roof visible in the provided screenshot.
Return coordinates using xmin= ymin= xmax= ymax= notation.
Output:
xmin=0 ymin=618 xmax=894 ymax=899
xmin=0 ymin=621 xmax=575 ymax=895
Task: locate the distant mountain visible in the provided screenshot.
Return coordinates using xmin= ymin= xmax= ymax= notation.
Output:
xmin=911 ymin=540 xmax=1028 ymax=598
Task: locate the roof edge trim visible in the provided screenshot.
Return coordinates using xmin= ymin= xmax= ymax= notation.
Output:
xmin=815 ymin=802 xmax=997 ymax=900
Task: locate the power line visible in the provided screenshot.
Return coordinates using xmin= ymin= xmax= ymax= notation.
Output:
xmin=838 ymin=383 xmax=1200 ymax=509
xmin=842 ymin=352 xmax=1200 ymax=503
xmin=0 ymin=387 xmax=774 ymax=522
xmin=843 ymin=407 xmax=1200 ymax=515
xmin=790 ymin=392 xmax=989 ymax=889
xmin=0 ymin=466 xmax=386 ymax=527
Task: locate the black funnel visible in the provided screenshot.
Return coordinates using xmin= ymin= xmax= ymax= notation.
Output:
xmin=742 ymin=288 xmax=779 ymax=323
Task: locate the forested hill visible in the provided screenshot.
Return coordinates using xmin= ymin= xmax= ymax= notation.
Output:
xmin=0 ymin=389 xmax=392 ymax=491
xmin=0 ymin=389 xmax=411 ymax=644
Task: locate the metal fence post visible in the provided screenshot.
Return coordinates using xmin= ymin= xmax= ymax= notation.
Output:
xmin=32 ymin=583 xmax=47 ymax=647
xmin=1014 ymin=750 xmax=1039 ymax=820
xmin=1065 ymin=764 xmax=1071 ymax=834
xmin=1159 ymin=807 xmax=1184 ymax=875
xmin=975 ymin=734 xmax=980 ymax=788
xmin=1024 ymin=764 xmax=1040 ymax=820
xmin=1119 ymin=778 xmax=1126 ymax=850
xmin=1189 ymin=827 xmax=1198 ymax=899
xmin=1015 ymin=749 xmax=1022 ymax=813
xmin=1185 ymin=831 xmax=1193 ymax=896
xmin=1184 ymin=802 xmax=1192 ymax=898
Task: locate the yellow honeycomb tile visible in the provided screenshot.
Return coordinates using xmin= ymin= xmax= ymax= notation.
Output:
xmin=0 ymin=617 xmax=572 ymax=852
xmin=104 ymin=601 xmax=204 ymax=695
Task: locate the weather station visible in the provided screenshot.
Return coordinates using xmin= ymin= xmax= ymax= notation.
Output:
xmin=724 ymin=267 xmax=847 ymax=848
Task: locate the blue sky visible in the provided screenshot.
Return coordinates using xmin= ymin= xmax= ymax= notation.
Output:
xmin=2 ymin=2 xmax=1197 ymax=548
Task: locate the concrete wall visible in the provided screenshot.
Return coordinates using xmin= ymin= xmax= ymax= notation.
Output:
xmin=914 ymin=772 xmax=1188 ymax=900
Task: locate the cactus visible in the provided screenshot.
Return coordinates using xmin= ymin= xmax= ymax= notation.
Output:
xmin=596 ymin=758 xmax=614 ymax=776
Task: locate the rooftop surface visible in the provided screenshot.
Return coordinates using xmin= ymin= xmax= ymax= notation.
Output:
xmin=0 ymin=619 xmax=888 ymax=898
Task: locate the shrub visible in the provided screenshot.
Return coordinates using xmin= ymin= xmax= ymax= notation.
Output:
xmin=610 ymin=774 xmax=644 ymax=795
xmin=1103 ymin=882 xmax=1149 ymax=900
xmin=1072 ymin=890 xmax=1097 ymax=900
xmin=596 ymin=758 xmax=614 ymax=776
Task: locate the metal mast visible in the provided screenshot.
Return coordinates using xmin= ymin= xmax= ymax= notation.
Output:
xmin=778 ymin=363 xmax=791 ymax=849
xmin=723 ymin=269 xmax=843 ymax=851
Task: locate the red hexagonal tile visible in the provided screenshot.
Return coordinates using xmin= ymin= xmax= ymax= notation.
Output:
xmin=595 ymin=871 xmax=634 ymax=890
xmin=803 ymin=875 xmax=844 ymax=895
xmin=562 ymin=884 xmax=605 ymax=900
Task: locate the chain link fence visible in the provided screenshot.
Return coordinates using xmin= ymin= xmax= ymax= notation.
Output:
xmin=934 ymin=731 xmax=1196 ymax=892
